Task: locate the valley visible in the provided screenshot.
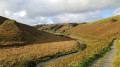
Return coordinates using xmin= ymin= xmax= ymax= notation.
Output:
xmin=1 ymin=0 xmax=120 ymax=67
xmin=0 ymin=15 xmax=120 ymax=67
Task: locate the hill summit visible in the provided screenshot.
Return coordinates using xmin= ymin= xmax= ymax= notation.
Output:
xmin=0 ymin=16 xmax=40 ymax=45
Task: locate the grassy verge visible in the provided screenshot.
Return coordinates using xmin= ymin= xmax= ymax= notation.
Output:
xmin=112 ymin=39 xmax=120 ymax=67
xmin=76 ymin=39 xmax=114 ymax=67
xmin=91 ymin=51 xmax=110 ymax=67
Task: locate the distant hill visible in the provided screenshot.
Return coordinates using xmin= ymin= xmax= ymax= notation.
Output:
xmin=36 ymin=15 xmax=120 ymax=38
xmin=35 ymin=22 xmax=87 ymax=33
xmin=0 ymin=16 xmax=40 ymax=45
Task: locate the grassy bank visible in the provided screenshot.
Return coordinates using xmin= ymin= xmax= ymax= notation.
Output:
xmin=76 ymin=39 xmax=114 ymax=67
xmin=0 ymin=40 xmax=80 ymax=67
xmin=112 ymin=39 xmax=120 ymax=67
xmin=0 ymin=32 xmax=82 ymax=67
xmin=43 ymin=33 xmax=113 ymax=67
xmin=20 ymin=41 xmax=85 ymax=67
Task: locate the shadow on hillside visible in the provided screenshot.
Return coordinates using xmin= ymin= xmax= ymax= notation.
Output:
xmin=34 ymin=31 xmax=74 ymax=43
xmin=0 ymin=31 xmax=75 ymax=48
xmin=0 ymin=43 xmax=28 ymax=48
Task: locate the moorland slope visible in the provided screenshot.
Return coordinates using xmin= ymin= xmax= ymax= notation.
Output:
xmin=0 ymin=17 xmax=40 ymax=45
xmin=37 ymin=15 xmax=120 ymax=67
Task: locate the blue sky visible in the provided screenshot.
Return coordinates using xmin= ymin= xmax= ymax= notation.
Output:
xmin=46 ymin=18 xmax=52 ymax=23
xmin=102 ymin=10 xmax=113 ymax=18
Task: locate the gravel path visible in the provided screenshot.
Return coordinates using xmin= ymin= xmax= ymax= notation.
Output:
xmin=90 ymin=40 xmax=117 ymax=67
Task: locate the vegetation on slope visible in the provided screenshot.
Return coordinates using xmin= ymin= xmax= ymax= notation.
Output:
xmin=0 ymin=16 xmax=8 ymax=25
xmin=43 ymin=33 xmax=113 ymax=67
xmin=0 ymin=32 xmax=81 ymax=67
xmin=38 ymin=15 xmax=120 ymax=38
xmin=36 ymin=15 xmax=120 ymax=67
xmin=0 ymin=19 xmax=40 ymax=45
xmin=35 ymin=23 xmax=85 ymax=33
xmin=112 ymin=39 xmax=120 ymax=67
xmin=67 ymin=15 xmax=120 ymax=37
xmin=0 ymin=16 xmax=82 ymax=67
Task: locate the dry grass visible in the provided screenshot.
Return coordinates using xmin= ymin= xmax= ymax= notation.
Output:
xmin=67 ymin=15 xmax=120 ymax=38
xmin=38 ymin=15 xmax=120 ymax=38
xmin=0 ymin=32 xmax=79 ymax=67
xmin=43 ymin=33 xmax=113 ymax=67
xmin=36 ymin=15 xmax=120 ymax=67
xmin=0 ymin=16 xmax=8 ymax=25
xmin=0 ymin=16 xmax=80 ymax=67
xmin=112 ymin=39 xmax=120 ymax=67
xmin=1 ymin=15 xmax=120 ymax=67
xmin=0 ymin=19 xmax=40 ymax=45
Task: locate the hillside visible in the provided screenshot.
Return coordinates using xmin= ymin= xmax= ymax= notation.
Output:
xmin=35 ymin=15 xmax=120 ymax=67
xmin=38 ymin=15 xmax=120 ymax=38
xmin=67 ymin=15 xmax=120 ymax=38
xmin=35 ymin=23 xmax=86 ymax=33
xmin=0 ymin=16 xmax=8 ymax=25
xmin=0 ymin=16 xmax=40 ymax=45
xmin=1 ymin=15 xmax=120 ymax=67
xmin=0 ymin=16 xmax=81 ymax=67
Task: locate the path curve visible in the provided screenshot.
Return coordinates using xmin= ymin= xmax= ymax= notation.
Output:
xmin=90 ymin=40 xmax=117 ymax=67
xmin=35 ymin=40 xmax=85 ymax=67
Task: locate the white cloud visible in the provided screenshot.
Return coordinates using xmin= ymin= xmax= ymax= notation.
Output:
xmin=0 ymin=0 xmax=120 ymax=25
xmin=51 ymin=10 xmax=103 ymax=23
xmin=24 ymin=0 xmax=120 ymax=17
xmin=11 ymin=11 xmax=26 ymax=19
xmin=19 ymin=11 xmax=26 ymax=17
xmin=10 ymin=14 xmax=48 ymax=25
xmin=9 ymin=10 xmax=103 ymax=25
xmin=0 ymin=0 xmax=23 ymax=17
xmin=47 ymin=20 xmax=54 ymax=24
xmin=111 ymin=8 xmax=120 ymax=16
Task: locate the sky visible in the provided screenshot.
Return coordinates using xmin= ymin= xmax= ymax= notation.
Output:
xmin=0 ymin=0 xmax=120 ymax=25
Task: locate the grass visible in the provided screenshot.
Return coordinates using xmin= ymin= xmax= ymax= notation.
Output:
xmin=1 ymin=14 xmax=120 ymax=67
xmin=36 ymin=23 xmax=81 ymax=34
xmin=66 ymin=15 xmax=120 ymax=37
xmin=112 ymin=39 xmax=120 ymax=67
xmin=36 ymin=15 xmax=120 ymax=67
xmin=0 ymin=19 xmax=40 ymax=45
xmin=0 ymin=16 xmax=8 ymax=24
xmin=0 ymin=16 xmax=82 ymax=67
xmin=42 ymin=33 xmax=113 ymax=67
xmin=0 ymin=31 xmax=81 ymax=67
xmin=91 ymin=48 xmax=111 ymax=67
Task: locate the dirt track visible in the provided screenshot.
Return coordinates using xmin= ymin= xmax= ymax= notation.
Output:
xmin=90 ymin=40 xmax=117 ymax=67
